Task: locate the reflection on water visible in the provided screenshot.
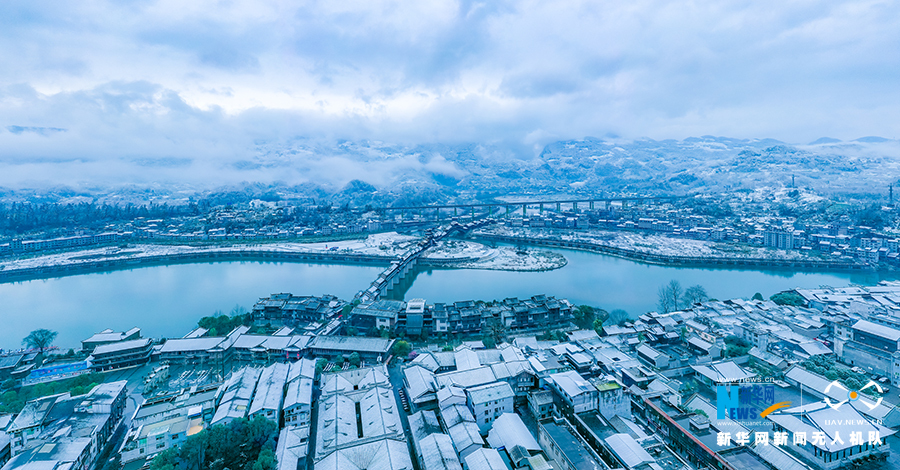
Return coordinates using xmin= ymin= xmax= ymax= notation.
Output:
xmin=387 ymin=248 xmax=895 ymax=315
xmin=0 ymin=261 xmax=383 ymax=349
xmin=1 ymin=247 xmax=895 ymax=349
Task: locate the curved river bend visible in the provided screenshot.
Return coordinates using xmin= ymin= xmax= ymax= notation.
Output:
xmin=0 ymin=248 xmax=893 ymax=349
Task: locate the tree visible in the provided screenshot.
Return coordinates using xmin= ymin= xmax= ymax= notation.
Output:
xmin=684 ymin=285 xmax=708 ymax=305
xmin=198 ymin=313 xmax=249 ymax=337
xmin=857 ymin=204 xmax=889 ymax=229
xmin=348 ymin=352 xmax=361 ymax=367
xmin=150 ymin=416 xmax=277 ymax=470
xmin=770 ymin=291 xmax=806 ymax=307
xmin=392 ymin=340 xmax=411 ymax=358
xmin=483 ymin=318 xmax=506 ymax=349
xmin=752 ymin=292 xmax=764 ymax=301
xmin=724 ymin=335 xmax=752 ymax=357
xmin=607 ymin=309 xmax=630 ymax=326
xmin=23 ymin=329 xmax=57 ymax=354
xmin=593 ymin=319 xmax=604 ymax=335
xmin=315 ymin=358 xmax=327 ymax=374
xmin=657 ymin=285 xmax=673 ymax=313
xmin=657 ymin=280 xmax=683 ymax=313
xmin=573 ymin=305 xmax=598 ymax=330
xmin=253 ymin=448 xmax=276 ymax=470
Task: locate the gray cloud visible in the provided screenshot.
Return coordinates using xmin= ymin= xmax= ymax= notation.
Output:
xmin=0 ymin=0 xmax=898 ymax=190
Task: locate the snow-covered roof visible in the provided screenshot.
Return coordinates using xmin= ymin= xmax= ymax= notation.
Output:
xmin=466 ymin=382 xmax=514 ymax=405
xmin=604 ymin=434 xmax=655 ymax=469
xmin=486 ymin=413 xmax=540 ymax=451
xmin=435 ymin=366 xmax=496 ymax=389
xmin=463 ymin=448 xmax=506 ymax=470
xmin=404 ymin=366 xmax=437 ymax=403
xmin=767 ymin=402 xmax=895 ymax=453
xmin=408 ymin=410 xmax=442 ymax=443
xmin=90 ymin=338 xmax=151 ymax=355
xmin=549 ymin=370 xmax=595 ymax=398
xmin=436 ymin=386 xmax=466 ymax=408
xmin=418 ymin=434 xmax=462 ymax=470
xmin=448 ymin=421 xmax=484 ymax=453
xmin=687 ymin=337 xmax=713 ymax=351
xmin=490 ymin=361 xmax=532 ymax=380
xmin=440 ymin=404 xmax=474 ymax=428
xmin=852 ymin=319 xmax=900 ymax=342
xmin=316 ymin=438 xmax=412 ymax=470
xmin=498 ymin=345 xmax=526 ymax=362
xmin=283 ymin=377 xmax=313 ymax=412
xmin=287 ymin=358 xmax=317 ymax=383
xmin=454 ymin=348 xmax=481 ymax=371
xmin=249 ymin=363 xmax=289 ymax=416
xmin=411 ymin=353 xmax=440 ymax=372
xmin=691 ymin=361 xmax=756 ymax=383
xmin=276 ymin=426 xmax=310 ymax=470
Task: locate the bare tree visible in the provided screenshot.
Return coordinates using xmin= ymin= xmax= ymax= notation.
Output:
xmin=607 ymin=309 xmax=630 ymax=326
xmin=684 ymin=285 xmax=709 ymax=306
xmin=657 ymin=280 xmax=685 ymax=313
xmin=657 ymin=285 xmax=673 ymax=313
xmin=23 ymin=329 xmax=57 ymax=354
xmin=668 ymin=280 xmax=683 ymax=310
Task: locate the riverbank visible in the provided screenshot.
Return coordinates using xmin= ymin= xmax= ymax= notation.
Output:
xmin=0 ymin=241 xmax=885 ymax=349
xmin=0 ymin=232 xmax=568 ymax=283
xmin=469 ymin=230 xmax=873 ymax=272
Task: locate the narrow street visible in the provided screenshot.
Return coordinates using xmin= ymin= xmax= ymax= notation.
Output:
xmin=387 ymin=361 xmax=422 ymax=470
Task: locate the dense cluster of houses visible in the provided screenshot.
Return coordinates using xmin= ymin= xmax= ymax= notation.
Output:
xmin=7 ymin=282 xmax=900 ymax=470
xmin=347 ymin=295 xmax=574 ymax=337
xmin=386 ymin=282 xmax=900 ymax=470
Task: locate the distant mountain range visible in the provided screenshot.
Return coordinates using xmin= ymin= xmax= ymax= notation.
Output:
xmin=2 ymin=135 xmax=898 ymax=205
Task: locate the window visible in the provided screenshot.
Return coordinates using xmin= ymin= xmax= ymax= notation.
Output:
xmin=485 ymin=411 xmax=489 ymax=415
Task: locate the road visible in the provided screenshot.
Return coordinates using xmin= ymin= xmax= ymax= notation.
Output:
xmin=387 ymin=361 xmax=422 ymax=470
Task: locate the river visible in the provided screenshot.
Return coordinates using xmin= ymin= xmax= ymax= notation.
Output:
xmin=0 ymin=248 xmax=894 ymax=349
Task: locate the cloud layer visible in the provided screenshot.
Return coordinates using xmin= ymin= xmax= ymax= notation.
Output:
xmin=1 ymin=0 xmax=898 ymax=189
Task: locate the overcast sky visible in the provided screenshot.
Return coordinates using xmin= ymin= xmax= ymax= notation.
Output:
xmin=1 ymin=0 xmax=898 ymax=188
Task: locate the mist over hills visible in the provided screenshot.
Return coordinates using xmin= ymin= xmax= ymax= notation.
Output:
xmin=1 ymin=135 xmax=898 ymax=206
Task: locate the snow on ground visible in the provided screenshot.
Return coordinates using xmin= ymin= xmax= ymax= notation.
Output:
xmin=422 ymin=239 xmax=493 ymax=260
xmin=455 ymin=247 xmax=567 ymax=271
xmin=481 ymin=226 xmax=823 ymax=261
xmin=0 ymin=232 xmax=568 ymax=274
xmin=423 ymin=239 xmax=566 ymax=271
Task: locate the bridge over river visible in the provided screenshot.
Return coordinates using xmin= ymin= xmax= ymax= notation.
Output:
xmin=356 ymin=194 xmax=688 ymax=220
xmin=354 ymin=219 xmax=494 ymax=302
